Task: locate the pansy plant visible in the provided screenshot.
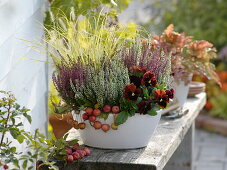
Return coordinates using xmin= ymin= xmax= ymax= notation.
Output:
xmin=115 ymin=67 xmax=174 ymax=126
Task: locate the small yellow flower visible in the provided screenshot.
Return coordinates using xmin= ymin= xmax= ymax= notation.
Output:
xmin=48 ymin=124 xmax=53 ymax=132
xmin=94 ymin=104 xmax=100 ymax=109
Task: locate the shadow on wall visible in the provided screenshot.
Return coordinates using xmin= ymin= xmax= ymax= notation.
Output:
xmin=0 ymin=0 xmax=48 ymax=134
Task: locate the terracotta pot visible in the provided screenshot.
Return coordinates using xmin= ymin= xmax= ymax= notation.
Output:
xmin=49 ymin=112 xmax=73 ymax=139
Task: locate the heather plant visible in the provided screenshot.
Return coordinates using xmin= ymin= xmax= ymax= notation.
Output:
xmin=151 ymin=24 xmax=192 ymax=83
xmin=120 ymin=39 xmax=172 ymax=86
xmin=70 ymin=59 xmax=130 ymax=107
xmin=52 ymin=61 xmax=88 ymax=108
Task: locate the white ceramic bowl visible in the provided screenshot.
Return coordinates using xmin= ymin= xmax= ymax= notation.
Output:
xmin=73 ymin=110 xmax=161 ymax=149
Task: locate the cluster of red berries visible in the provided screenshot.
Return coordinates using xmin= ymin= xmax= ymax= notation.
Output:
xmin=74 ymin=105 xmax=120 ymax=132
xmin=66 ymin=143 xmax=90 ymax=162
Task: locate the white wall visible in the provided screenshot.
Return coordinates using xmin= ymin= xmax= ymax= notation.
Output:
xmin=0 ymin=0 xmax=48 ymax=134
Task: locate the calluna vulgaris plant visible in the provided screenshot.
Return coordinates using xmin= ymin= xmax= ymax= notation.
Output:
xmin=53 ymin=61 xmax=88 ymax=108
xmin=120 ymin=39 xmax=172 ymax=85
xmin=71 ymin=60 xmax=130 ymax=107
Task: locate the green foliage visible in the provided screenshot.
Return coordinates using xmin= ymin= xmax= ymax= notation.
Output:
xmin=112 ymin=98 xmax=132 ymax=125
xmin=0 ymin=91 xmax=48 ymax=169
xmin=45 ymin=0 xmax=133 ymax=31
xmin=48 ymin=82 xmax=71 ymax=115
xmin=120 ymin=99 xmax=138 ymax=115
xmin=115 ymin=111 xmax=129 ymax=126
xmin=0 ymin=91 xmax=34 ymax=169
xmin=147 ymin=109 xmax=157 ymax=116
xmin=114 ymin=99 xmax=138 ymax=126
xmin=114 ymin=85 xmax=161 ymax=125
xmin=99 ymin=113 xmax=109 ymax=120
xmin=210 ymin=93 xmax=227 ymax=120
xmin=0 ymin=91 xmax=30 ymax=146
xmin=45 ymin=15 xmax=138 ymax=68
xmin=149 ymin=0 xmax=227 ymax=49
xmin=0 ymin=91 xmax=79 ymax=170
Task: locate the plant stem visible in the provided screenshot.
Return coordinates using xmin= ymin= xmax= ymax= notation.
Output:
xmin=0 ymin=101 xmax=11 ymax=148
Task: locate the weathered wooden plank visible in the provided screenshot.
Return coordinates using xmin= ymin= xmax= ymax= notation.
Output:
xmin=62 ymin=93 xmax=206 ymax=170
xmin=164 ymin=123 xmax=194 ymax=170
xmin=45 ymin=162 xmax=156 ymax=170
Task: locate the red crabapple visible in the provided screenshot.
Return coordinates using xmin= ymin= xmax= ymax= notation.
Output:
xmin=85 ymin=107 xmax=93 ymax=115
xmin=93 ymin=109 xmax=101 ymax=116
xmin=82 ymin=113 xmax=89 ymax=120
xmin=101 ymin=124 xmax=110 ymax=132
xmin=111 ymin=106 xmax=120 ymax=114
xmin=93 ymin=121 xmax=102 ymax=129
xmin=103 ymin=105 xmax=111 ymax=113
xmin=89 ymin=116 xmax=96 ymax=122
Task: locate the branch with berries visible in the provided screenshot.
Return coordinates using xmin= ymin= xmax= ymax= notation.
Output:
xmin=0 ymin=91 xmax=90 ymax=170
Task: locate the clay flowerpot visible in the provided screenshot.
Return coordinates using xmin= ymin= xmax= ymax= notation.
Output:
xmin=49 ymin=112 xmax=73 ymax=139
xmin=172 ymin=73 xmax=193 ymax=107
xmin=217 ymin=71 xmax=227 ymax=92
xmin=72 ymin=110 xmax=162 ymax=149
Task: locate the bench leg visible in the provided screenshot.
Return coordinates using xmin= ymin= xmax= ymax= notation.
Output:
xmin=163 ymin=122 xmax=195 ymax=170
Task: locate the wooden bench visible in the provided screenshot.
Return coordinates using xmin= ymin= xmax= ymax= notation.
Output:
xmin=61 ymin=93 xmax=206 ymax=170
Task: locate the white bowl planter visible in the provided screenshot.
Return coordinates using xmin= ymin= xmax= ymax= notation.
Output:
xmin=172 ymin=74 xmax=193 ymax=107
xmin=72 ymin=110 xmax=161 ymax=149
